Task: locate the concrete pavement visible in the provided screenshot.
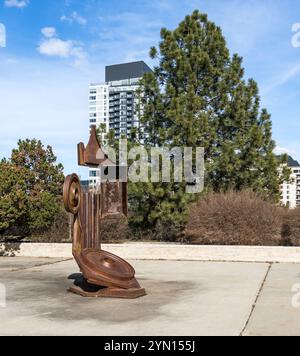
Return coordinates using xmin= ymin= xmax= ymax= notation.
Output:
xmin=0 ymin=258 xmax=299 ymax=336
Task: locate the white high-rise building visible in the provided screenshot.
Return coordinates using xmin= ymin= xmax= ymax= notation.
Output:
xmin=89 ymin=84 xmax=110 ymax=133
xmin=88 ymin=61 xmax=152 ymax=186
xmin=280 ymin=156 xmax=300 ymax=209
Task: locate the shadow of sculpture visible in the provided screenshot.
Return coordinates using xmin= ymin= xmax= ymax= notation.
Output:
xmin=68 ymin=273 xmax=107 ymax=294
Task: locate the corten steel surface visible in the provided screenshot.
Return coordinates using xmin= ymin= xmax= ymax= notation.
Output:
xmin=63 ymin=126 xmax=146 ymax=299
xmin=77 ymin=125 xmax=112 ymax=167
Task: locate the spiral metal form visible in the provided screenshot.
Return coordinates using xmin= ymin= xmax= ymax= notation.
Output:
xmin=63 ymin=174 xmax=81 ymax=215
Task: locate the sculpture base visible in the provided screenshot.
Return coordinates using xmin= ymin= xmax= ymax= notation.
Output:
xmin=68 ymin=278 xmax=146 ymax=299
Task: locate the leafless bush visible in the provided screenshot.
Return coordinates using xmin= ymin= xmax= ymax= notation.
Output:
xmin=101 ymin=218 xmax=182 ymax=242
xmin=184 ymin=190 xmax=283 ymax=246
xmin=281 ymin=207 xmax=300 ymax=246
xmin=100 ymin=218 xmax=130 ymax=243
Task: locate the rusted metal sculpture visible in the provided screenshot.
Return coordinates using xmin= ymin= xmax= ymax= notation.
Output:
xmin=63 ymin=126 xmax=146 ymax=298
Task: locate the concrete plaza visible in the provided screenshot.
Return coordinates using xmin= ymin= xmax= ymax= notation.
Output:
xmin=0 ymin=257 xmax=300 ymax=336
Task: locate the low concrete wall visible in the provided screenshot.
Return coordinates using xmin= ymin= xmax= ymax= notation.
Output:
xmin=1 ymin=242 xmax=300 ymax=263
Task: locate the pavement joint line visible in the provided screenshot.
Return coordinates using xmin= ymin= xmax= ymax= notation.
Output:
xmin=240 ymin=262 xmax=272 ymax=336
xmin=103 ymin=258 xmax=287 ymax=264
xmin=7 ymin=258 xmax=73 ymax=273
xmin=127 ymin=259 xmax=290 ymax=264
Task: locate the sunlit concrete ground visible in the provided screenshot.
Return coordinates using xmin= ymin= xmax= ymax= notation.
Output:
xmin=0 ymin=257 xmax=299 ymax=336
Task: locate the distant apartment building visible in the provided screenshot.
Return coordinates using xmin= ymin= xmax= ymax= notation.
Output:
xmin=88 ymin=61 xmax=152 ymax=186
xmin=280 ymin=156 xmax=300 ymax=209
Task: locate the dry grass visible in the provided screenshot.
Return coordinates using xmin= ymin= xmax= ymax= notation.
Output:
xmin=184 ymin=190 xmax=283 ymax=246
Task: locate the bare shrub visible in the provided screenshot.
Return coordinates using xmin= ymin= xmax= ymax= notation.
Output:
xmin=281 ymin=208 xmax=300 ymax=246
xmin=184 ymin=190 xmax=283 ymax=246
xmin=100 ymin=218 xmax=130 ymax=243
xmin=101 ymin=218 xmax=182 ymax=243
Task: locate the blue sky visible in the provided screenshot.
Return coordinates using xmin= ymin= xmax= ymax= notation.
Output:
xmin=0 ymin=0 xmax=300 ymax=178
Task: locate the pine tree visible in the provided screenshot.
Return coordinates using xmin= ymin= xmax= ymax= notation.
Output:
xmin=130 ymin=10 xmax=289 ymax=236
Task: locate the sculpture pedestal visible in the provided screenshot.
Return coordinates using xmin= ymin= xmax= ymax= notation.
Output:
xmin=69 ymin=278 xmax=146 ymax=299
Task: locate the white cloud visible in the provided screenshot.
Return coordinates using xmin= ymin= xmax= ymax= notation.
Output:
xmin=41 ymin=27 xmax=57 ymax=39
xmin=262 ymin=62 xmax=300 ymax=94
xmin=4 ymin=0 xmax=29 ymax=8
xmin=60 ymin=15 xmax=72 ymax=24
xmin=275 ymin=146 xmax=297 ymax=156
xmin=94 ymin=12 xmax=161 ymax=65
xmin=291 ymin=23 xmax=300 ymax=48
xmin=199 ymin=0 xmax=281 ymax=55
xmin=37 ymin=28 xmax=87 ymax=67
xmin=60 ymin=11 xmax=87 ymax=26
xmin=38 ymin=38 xmax=75 ymax=58
xmin=0 ymin=23 xmax=6 ymax=48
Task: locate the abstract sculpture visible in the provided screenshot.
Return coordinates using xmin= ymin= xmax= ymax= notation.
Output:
xmin=63 ymin=126 xmax=146 ymax=298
